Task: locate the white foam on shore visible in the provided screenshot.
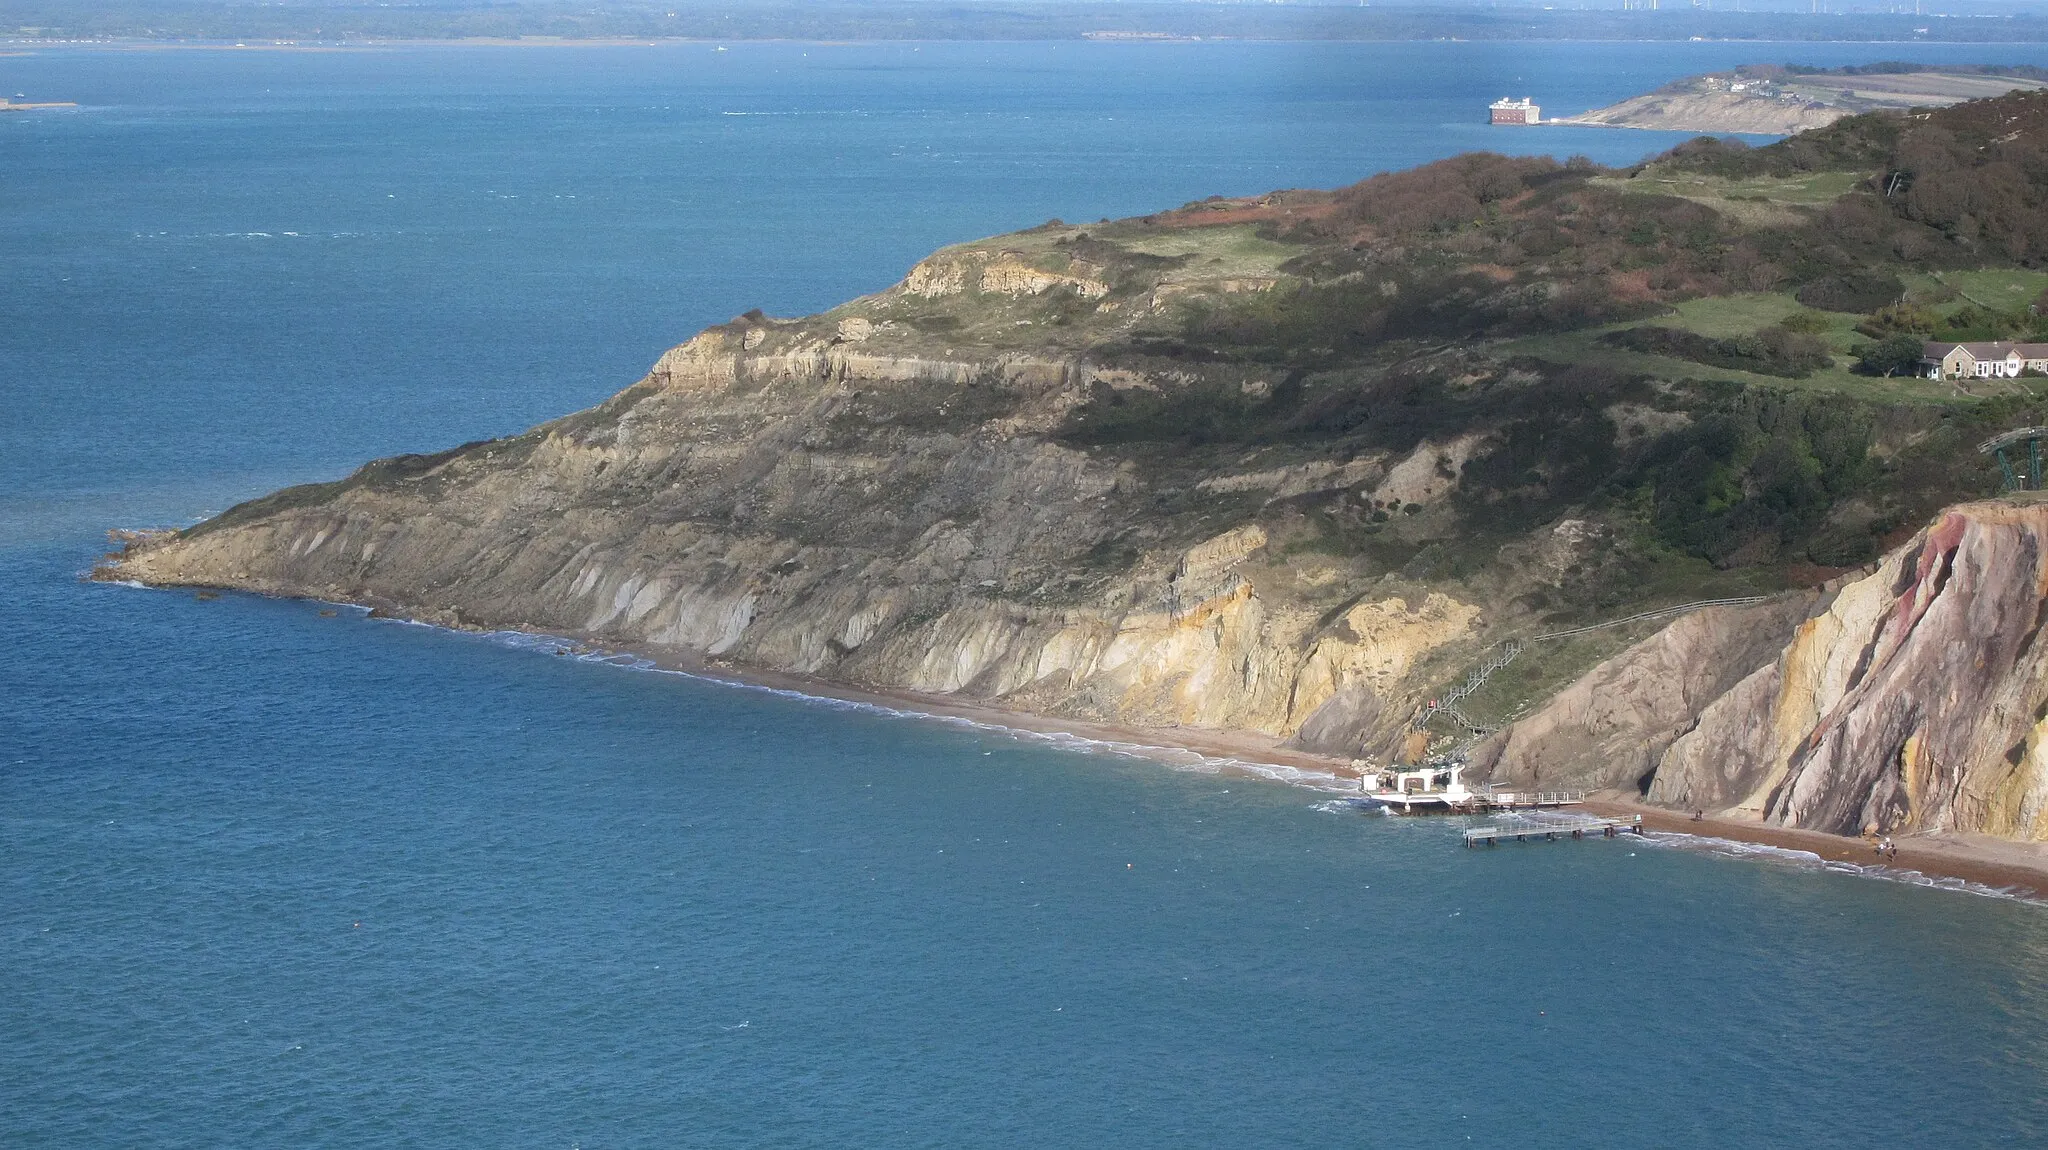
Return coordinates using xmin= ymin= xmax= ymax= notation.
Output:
xmin=1312 ymin=798 xmax=1390 ymax=816
xmin=1638 ymin=830 xmax=2048 ymax=907
xmin=474 ymin=626 xmax=1358 ymax=792
xmin=93 ymin=584 xmax=2048 ymax=904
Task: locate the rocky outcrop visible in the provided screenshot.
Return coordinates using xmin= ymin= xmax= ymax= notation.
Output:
xmin=1481 ymin=499 xmax=2048 ymax=843
xmin=1649 ymin=500 xmax=2048 ymax=839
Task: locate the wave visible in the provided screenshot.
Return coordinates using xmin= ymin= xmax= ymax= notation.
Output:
xmin=1312 ymin=797 xmax=1389 ymax=816
xmin=88 ymin=584 xmax=2046 ymax=905
xmin=469 ymin=626 xmax=1356 ymax=791
xmin=1638 ymin=830 xmax=2048 ymax=907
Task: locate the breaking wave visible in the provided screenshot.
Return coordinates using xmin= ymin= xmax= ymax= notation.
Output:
xmin=1638 ymin=830 xmax=2048 ymax=907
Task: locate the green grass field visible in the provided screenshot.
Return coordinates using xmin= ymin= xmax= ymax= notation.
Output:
xmin=1111 ymin=223 xmax=1303 ymax=278
xmin=1906 ymin=269 xmax=2048 ymax=315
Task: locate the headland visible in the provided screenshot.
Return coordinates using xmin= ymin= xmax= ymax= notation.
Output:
xmin=100 ymin=88 xmax=2048 ymax=895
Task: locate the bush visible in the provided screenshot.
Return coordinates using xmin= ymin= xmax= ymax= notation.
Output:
xmin=1599 ymin=324 xmax=1834 ymax=378
xmin=1852 ymin=331 xmax=1928 ymax=377
xmin=1855 ymin=301 xmax=1937 ymax=339
xmin=1796 ymin=272 xmax=1905 ymax=313
xmin=1777 ymin=310 xmax=1836 ymax=334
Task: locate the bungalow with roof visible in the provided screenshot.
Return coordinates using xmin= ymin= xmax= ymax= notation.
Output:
xmin=1922 ymin=341 xmax=2048 ymax=380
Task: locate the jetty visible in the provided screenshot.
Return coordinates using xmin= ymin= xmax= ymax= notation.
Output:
xmin=1462 ymin=810 xmax=1641 ymax=847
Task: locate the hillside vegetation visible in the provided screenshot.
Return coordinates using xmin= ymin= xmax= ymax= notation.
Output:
xmin=823 ymin=91 xmax=2048 ymax=587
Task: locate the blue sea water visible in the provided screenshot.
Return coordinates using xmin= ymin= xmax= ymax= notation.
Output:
xmin=8 ymin=40 xmax=2048 ymax=1145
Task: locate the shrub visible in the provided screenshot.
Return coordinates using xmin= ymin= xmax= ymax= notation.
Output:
xmin=1852 ymin=331 xmax=1928 ymax=377
xmin=1855 ymin=301 xmax=1937 ymax=339
xmin=1796 ymin=272 xmax=1904 ymax=313
xmin=1599 ymin=324 xmax=1834 ymax=378
xmin=1777 ymin=310 xmax=1835 ymax=334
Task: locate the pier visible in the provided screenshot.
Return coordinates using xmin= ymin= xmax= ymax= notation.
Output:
xmin=1461 ymin=810 xmax=1642 ymax=846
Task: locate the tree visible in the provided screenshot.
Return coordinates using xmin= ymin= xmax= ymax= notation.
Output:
xmin=1854 ymin=331 xmax=1927 ymax=377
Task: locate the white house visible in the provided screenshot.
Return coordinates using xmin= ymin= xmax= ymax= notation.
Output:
xmin=1922 ymin=341 xmax=2048 ymax=380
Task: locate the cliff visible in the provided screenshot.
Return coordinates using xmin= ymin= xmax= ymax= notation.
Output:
xmin=101 ymin=311 xmax=1508 ymax=757
xmin=1481 ymin=499 xmax=2048 ymax=843
xmin=97 ymin=94 xmax=2048 ymax=844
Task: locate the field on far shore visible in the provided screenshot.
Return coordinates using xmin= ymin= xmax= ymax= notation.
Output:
xmin=1552 ymin=66 xmax=2048 ymax=136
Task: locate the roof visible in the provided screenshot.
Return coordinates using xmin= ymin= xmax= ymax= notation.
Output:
xmin=1923 ymin=341 xmax=2048 ymax=360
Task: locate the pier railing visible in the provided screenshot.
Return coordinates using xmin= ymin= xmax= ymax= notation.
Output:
xmin=1462 ymin=809 xmax=1639 ymax=846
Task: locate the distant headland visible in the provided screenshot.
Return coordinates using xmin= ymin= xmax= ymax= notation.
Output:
xmin=1548 ymin=63 xmax=2048 ymax=136
xmin=0 ymin=96 xmax=77 ymax=111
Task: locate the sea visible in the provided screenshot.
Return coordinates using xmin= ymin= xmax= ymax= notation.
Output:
xmin=7 ymin=40 xmax=2048 ymax=1146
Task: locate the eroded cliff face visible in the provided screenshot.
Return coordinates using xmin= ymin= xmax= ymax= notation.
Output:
xmin=1471 ymin=594 xmax=1822 ymax=795
xmin=1653 ymin=500 xmax=2048 ymax=838
xmin=106 ymin=314 xmax=1509 ymax=754
xmin=1482 ymin=499 xmax=2048 ymax=842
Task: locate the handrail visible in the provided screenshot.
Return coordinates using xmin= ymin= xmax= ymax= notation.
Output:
xmin=1978 ymin=426 xmax=2048 ymax=455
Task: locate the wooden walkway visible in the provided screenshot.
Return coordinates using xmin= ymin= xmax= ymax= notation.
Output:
xmin=1462 ymin=810 xmax=1642 ymax=847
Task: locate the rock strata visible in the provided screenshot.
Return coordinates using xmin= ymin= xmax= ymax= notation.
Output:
xmin=1483 ymin=499 xmax=2048 ymax=842
xmin=103 ymin=320 xmax=1492 ymax=754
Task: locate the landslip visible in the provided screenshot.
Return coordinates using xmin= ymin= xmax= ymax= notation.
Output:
xmin=100 ymin=89 xmax=2048 ymax=860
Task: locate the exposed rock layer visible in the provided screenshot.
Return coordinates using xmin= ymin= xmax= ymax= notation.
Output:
xmin=1483 ymin=500 xmax=2048 ymax=842
xmin=107 ymin=324 xmax=1503 ymax=758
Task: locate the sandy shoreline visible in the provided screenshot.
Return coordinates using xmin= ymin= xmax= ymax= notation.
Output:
xmin=1585 ymin=798 xmax=2048 ymax=900
xmin=601 ymin=635 xmax=1362 ymax=783
xmin=125 ymin=580 xmax=2048 ymax=903
xmin=535 ymin=627 xmax=2048 ymax=901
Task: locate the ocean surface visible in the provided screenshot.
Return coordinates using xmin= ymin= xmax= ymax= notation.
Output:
xmin=8 ymin=40 xmax=2048 ymax=1145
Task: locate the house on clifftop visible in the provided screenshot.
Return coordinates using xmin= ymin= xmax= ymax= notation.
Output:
xmin=1922 ymin=341 xmax=2048 ymax=380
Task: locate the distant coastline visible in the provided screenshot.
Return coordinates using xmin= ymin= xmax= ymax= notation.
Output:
xmin=1548 ymin=62 xmax=2048 ymax=135
xmin=15 ymin=2 xmax=2048 ymax=46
